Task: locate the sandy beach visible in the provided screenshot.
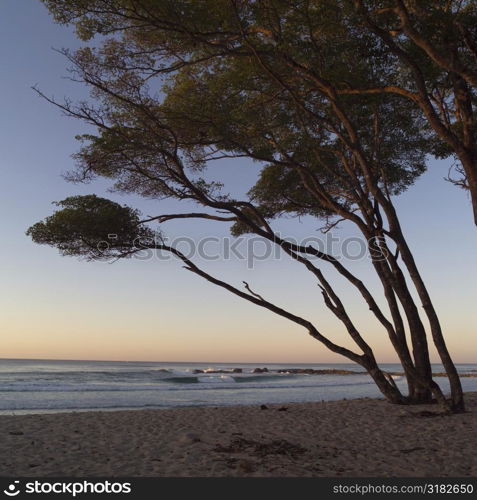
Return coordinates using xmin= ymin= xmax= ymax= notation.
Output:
xmin=1 ymin=393 xmax=476 ymax=477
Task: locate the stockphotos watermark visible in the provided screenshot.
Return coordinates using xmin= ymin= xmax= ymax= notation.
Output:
xmin=99 ymin=233 xmax=391 ymax=268
xmin=2 ymin=480 xmax=132 ymax=497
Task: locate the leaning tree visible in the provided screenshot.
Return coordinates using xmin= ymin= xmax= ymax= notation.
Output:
xmin=32 ymin=0 xmax=465 ymax=412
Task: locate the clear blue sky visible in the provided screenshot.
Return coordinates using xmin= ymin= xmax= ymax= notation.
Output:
xmin=1 ymin=0 xmax=476 ymax=363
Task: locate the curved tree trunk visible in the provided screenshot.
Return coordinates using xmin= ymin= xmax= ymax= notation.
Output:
xmin=366 ymin=234 xmax=434 ymax=403
xmin=366 ymin=365 xmax=407 ymax=405
xmin=460 ymin=155 xmax=477 ymax=227
xmin=382 ymin=203 xmax=465 ymax=412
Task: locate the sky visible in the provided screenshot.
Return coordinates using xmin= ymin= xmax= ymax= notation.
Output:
xmin=0 ymin=0 xmax=476 ymax=364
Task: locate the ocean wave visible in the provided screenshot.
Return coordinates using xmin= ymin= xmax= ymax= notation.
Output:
xmin=202 ymin=375 xmax=235 ymax=383
xmin=163 ymin=377 xmax=199 ymax=384
xmin=162 ymin=373 xmax=290 ymax=384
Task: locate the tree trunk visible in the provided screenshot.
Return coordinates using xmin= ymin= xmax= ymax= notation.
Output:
xmin=383 ymin=206 xmax=465 ymax=412
xmin=383 ymin=265 xmax=433 ymax=403
xmin=461 ymin=156 xmax=477 ymax=227
xmin=368 ymin=236 xmax=434 ymax=403
xmin=360 ymin=356 xmax=407 ymax=404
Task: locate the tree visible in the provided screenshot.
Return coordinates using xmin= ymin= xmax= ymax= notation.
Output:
xmin=345 ymin=1 xmax=477 ymax=224
xmin=33 ymin=0 xmax=464 ymax=412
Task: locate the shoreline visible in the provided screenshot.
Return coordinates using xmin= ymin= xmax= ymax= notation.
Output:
xmin=0 ymin=393 xmax=391 ymax=417
xmin=1 ymin=392 xmax=475 ymax=477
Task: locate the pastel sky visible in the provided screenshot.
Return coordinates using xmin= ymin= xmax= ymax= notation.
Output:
xmin=1 ymin=0 xmax=476 ymax=364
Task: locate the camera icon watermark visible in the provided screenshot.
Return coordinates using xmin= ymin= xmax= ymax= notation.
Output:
xmin=3 ymin=481 xmax=20 ymax=497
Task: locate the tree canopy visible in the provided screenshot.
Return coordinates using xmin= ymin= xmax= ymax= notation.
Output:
xmin=27 ymin=195 xmax=155 ymax=260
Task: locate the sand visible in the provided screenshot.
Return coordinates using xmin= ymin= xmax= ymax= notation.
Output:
xmin=1 ymin=393 xmax=476 ymax=477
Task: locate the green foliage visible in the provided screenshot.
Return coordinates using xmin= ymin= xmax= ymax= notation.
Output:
xmin=38 ymin=0 xmax=465 ymax=235
xmin=26 ymin=195 xmax=155 ymax=259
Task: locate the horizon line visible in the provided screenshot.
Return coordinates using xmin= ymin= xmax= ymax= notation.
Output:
xmin=1 ymin=357 xmax=475 ymax=365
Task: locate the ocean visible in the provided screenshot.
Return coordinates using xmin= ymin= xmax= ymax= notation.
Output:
xmin=1 ymin=359 xmax=476 ymax=414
